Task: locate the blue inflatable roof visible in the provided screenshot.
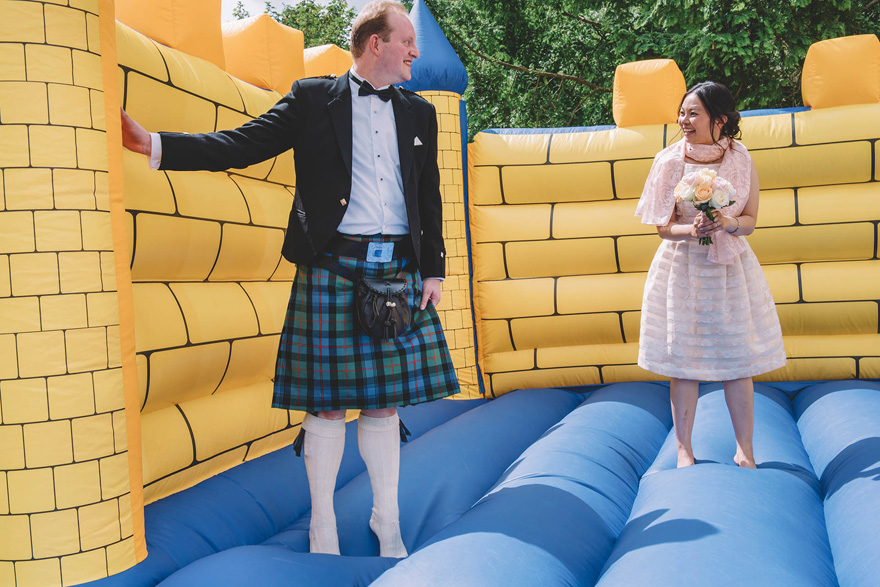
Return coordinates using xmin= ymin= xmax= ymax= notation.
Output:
xmin=402 ymin=0 xmax=468 ymax=94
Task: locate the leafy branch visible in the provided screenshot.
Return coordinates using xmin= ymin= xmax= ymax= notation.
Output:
xmin=559 ymin=10 xmax=602 ymax=29
xmin=447 ymin=28 xmax=612 ymax=92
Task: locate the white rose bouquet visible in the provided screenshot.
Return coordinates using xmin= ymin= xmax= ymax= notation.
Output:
xmin=674 ymin=168 xmax=737 ymax=245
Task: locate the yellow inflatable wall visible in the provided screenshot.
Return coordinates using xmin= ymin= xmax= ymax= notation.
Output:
xmin=0 ymin=0 xmax=476 ymax=585
xmin=0 ymin=0 xmax=144 ymax=585
xmin=118 ymin=10 xmax=300 ymax=506
xmin=304 ymin=44 xmax=353 ymax=78
xmin=222 ymin=14 xmax=305 ymax=95
xmin=469 ymin=34 xmax=880 ymax=397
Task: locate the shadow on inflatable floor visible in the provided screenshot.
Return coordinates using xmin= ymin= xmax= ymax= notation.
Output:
xmin=87 ymin=380 xmax=880 ymax=587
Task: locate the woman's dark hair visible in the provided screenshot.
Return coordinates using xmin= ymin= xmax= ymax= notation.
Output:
xmin=682 ymin=81 xmax=742 ymax=142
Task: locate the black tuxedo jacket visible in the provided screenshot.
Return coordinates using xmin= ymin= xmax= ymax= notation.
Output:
xmin=158 ymin=73 xmax=445 ymax=278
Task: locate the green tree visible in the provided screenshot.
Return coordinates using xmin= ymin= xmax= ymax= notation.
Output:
xmin=234 ymin=0 xmax=358 ymax=49
xmin=423 ymin=0 xmax=880 ymax=138
xmin=232 ymin=1 xmax=250 ymax=19
xmin=266 ymin=0 xmax=358 ymax=49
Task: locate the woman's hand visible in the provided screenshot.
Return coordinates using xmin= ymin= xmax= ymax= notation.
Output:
xmin=695 ymin=211 xmax=729 ymax=237
xmin=690 ymin=215 xmax=702 ymax=239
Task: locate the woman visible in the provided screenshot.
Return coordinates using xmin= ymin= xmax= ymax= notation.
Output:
xmin=635 ymin=81 xmax=786 ymax=468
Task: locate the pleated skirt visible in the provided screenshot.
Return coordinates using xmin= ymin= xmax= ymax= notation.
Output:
xmin=638 ymin=238 xmax=787 ymax=381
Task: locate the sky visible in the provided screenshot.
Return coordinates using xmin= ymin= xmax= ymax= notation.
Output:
xmin=220 ymin=0 xmax=370 ymax=22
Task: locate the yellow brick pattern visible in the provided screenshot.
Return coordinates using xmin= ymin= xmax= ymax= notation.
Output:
xmin=420 ymin=91 xmax=480 ymax=399
xmin=119 ymin=16 xmax=298 ymax=501
xmin=470 ymin=101 xmax=880 ymax=396
xmin=0 ymin=2 xmax=135 ymax=585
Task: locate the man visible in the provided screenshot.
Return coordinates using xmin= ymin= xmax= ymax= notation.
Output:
xmin=121 ymin=0 xmax=459 ymax=558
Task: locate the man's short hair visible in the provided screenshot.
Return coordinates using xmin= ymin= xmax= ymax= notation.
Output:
xmin=350 ymin=0 xmax=409 ymax=59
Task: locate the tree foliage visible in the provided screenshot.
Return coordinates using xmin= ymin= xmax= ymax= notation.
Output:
xmin=234 ymin=0 xmax=358 ymax=49
xmin=421 ymin=0 xmax=880 ymax=138
xmin=243 ymin=0 xmax=880 ymax=138
xmin=232 ymin=1 xmax=250 ymax=20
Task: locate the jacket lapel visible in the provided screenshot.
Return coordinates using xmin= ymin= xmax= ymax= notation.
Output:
xmin=391 ymin=86 xmax=415 ymax=188
xmin=328 ymin=73 xmax=353 ymax=176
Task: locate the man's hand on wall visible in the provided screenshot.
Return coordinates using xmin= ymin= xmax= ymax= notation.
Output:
xmin=120 ymin=108 xmax=152 ymax=156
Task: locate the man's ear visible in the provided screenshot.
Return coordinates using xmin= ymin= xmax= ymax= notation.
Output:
xmin=368 ymin=33 xmax=382 ymax=56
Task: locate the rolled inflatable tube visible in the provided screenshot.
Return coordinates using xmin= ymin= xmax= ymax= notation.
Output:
xmin=262 ymin=388 xmax=584 ymax=557
xmin=87 ymin=399 xmax=485 ymax=587
xmin=157 ymin=546 xmax=396 ymax=587
xmin=795 ymin=380 xmax=880 ymax=587
xmin=597 ymin=384 xmax=836 ymax=586
xmin=646 ymin=384 xmax=818 ymax=491
xmin=372 ymin=382 xmax=672 ymax=586
xmin=595 ymin=466 xmax=837 ymax=586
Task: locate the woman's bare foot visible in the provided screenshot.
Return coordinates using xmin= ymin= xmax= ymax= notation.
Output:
xmin=734 ymin=452 xmax=756 ymax=468
xmin=677 ymin=448 xmax=695 ymax=468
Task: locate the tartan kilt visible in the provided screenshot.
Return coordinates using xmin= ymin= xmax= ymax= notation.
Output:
xmin=272 ymin=236 xmax=460 ymax=412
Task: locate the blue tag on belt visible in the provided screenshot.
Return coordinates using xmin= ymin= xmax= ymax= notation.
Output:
xmin=366 ymin=242 xmax=394 ymax=263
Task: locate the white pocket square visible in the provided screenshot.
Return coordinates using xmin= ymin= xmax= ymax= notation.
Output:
xmin=414 ymin=136 xmax=423 ymax=146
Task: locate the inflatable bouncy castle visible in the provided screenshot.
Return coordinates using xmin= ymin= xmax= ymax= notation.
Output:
xmin=0 ymin=0 xmax=879 ymax=585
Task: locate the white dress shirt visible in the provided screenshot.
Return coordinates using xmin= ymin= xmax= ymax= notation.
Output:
xmin=337 ymin=69 xmax=408 ymax=236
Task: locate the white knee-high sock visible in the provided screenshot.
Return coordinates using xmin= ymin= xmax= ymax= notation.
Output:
xmin=302 ymin=413 xmax=345 ymax=555
xmin=358 ymin=413 xmax=408 ymax=558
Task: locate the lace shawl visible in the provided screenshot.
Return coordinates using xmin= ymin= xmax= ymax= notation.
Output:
xmin=635 ymin=140 xmax=753 ymax=264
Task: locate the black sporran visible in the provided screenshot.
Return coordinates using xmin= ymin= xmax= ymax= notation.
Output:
xmin=313 ymin=255 xmax=414 ymax=341
xmin=355 ymin=277 xmax=411 ymax=340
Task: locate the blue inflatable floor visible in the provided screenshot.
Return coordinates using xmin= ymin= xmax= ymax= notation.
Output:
xmin=86 ymin=381 xmax=880 ymax=586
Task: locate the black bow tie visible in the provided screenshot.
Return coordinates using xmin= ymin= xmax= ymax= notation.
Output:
xmin=357 ymin=80 xmax=394 ymax=102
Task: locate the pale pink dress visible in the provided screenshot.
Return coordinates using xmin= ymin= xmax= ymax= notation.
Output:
xmin=638 ymin=162 xmax=787 ymax=381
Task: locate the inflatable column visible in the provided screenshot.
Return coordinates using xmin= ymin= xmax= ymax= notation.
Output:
xmin=0 ymin=0 xmax=145 ymax=585
xmin=303 ymin=44 xmax=353 ymax=79
xmin=405 ymin=0 xmax=480 ymax=398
